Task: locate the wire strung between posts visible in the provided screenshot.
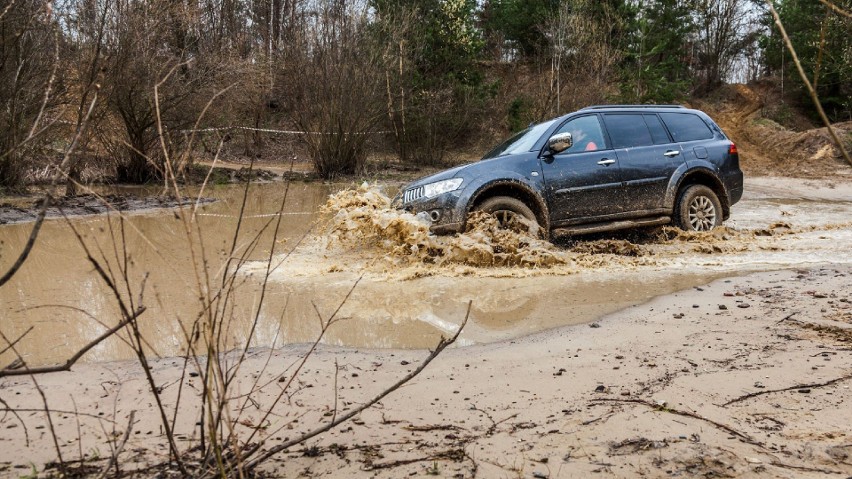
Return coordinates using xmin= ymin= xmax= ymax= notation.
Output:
xmin=196 ymin=212 xmax=313 ymax=219
xmin=180 ymin=125 xmax=392 ymax=135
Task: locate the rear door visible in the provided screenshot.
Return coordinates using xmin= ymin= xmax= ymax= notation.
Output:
xmin=602 ymin=113 xmax=682 ymax=214
xmin=540 ymin=114 xmax=622 ymax=225
xmin=659 ymin=112 xmax=717 ymax=165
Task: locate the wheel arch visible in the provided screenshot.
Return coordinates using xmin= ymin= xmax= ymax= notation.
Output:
xmin=467 ymin=180 xmax=550 ymax=234
xmin=670 ymin=169 xmax=731 ymax=220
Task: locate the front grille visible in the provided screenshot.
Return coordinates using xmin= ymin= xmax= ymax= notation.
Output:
xmin=403 ymin=186 xmax=424 ymax=203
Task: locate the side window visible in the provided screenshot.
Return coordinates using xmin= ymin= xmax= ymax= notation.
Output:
xmin=554 ymin=115 xmax=607 ymax=153
xmin=660 ymin=113 xmax=714 ymax=142
xmin=643 ymin=114 xmax=672 ymax=145
xmin=603 ymin=114 xmax=654 ymax=148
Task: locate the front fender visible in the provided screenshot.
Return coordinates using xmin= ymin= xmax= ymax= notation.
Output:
xmin=454 ymin=172 xmax=550 ymax=231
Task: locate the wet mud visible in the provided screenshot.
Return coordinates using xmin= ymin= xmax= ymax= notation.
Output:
xmin=0 ymin=194 xmax=214 ymax=225
xmin=2 ymin=179 xmax=851 ymax=366
xmin=293 ymin=183 xmax=852 ymax=280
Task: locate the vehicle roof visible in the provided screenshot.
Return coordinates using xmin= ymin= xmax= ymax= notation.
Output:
xmin=578 ymin=104 xmax=687 ymax=111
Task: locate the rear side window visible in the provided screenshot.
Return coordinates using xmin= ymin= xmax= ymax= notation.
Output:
xmin=603 ymin=114 xmax=653 ymax=148
xmin=643 ymin=114 xmax=671 ymax=145
xmin=660 ymin=113 xmax=714 ymax=142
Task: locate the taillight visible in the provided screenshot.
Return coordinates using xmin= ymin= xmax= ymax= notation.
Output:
xmin=728 ymin=143 xmax=738 ymax=155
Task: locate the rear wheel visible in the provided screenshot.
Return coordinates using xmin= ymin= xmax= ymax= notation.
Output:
xmin=674 ymin=185 xmax=722 ymax=232
xmin=473 ymin=196 xmax=540 ymax=234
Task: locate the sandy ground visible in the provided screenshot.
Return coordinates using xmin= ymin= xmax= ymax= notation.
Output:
xmin=1 ymin=266 xmax=850 ymax=478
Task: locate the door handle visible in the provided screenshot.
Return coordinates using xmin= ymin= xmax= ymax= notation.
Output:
xmin=664 ymin=150 xmax=681 ymax=157
xmin=597 ymin=159 xmax=615 ymax=166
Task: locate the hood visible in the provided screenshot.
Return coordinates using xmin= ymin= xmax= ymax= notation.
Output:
xmin=403 ymin=163 xmax=471 ymax=189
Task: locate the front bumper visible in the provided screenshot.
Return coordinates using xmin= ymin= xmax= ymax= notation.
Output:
xmin=394 ymin=190 xmax=466 ymax=235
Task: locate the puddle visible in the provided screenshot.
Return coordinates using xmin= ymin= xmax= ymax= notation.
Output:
xmin=1 ymin=179 xmax=851 ymax=367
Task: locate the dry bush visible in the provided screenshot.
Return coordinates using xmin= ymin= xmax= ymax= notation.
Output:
xmin=278 ymin=1 xmax=389 ymax=178
xmin=0 ymin=0 xmax=62 ymax=191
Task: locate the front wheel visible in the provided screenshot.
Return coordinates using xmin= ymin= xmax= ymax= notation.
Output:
xmin=674 ymin=185 xmax=722 ymax=232
xmin=473 ymin=196 xmax=540 ymax=235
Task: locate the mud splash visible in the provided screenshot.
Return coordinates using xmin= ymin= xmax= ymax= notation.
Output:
xmin=303 ymin=184 xmax=852 ymax=279
xmin=320 ymin=183 xmax=567 ymax=268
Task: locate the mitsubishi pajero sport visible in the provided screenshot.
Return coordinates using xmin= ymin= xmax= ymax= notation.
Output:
xmin=395 ymin=105 xmax=743 ymax=239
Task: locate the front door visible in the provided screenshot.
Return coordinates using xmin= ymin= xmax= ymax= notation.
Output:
xmin=540 ymin=115 xmax=623 ymax=226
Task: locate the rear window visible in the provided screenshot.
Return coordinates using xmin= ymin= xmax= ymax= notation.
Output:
xmin=660 ymin=113 xmax=714 ymax=142
xmin=603 ymin=114 xmax=654 ymax=148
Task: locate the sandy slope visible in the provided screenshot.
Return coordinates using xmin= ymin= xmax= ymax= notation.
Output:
xmin=1 ymin=266 xmax=850 ymax=478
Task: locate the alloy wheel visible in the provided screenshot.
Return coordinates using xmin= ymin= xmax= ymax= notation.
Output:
xmin=688 ymin=196 xmax=717 ymax=231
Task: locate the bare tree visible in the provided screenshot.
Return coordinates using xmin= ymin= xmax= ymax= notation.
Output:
xmin=693 ymin=0 xmax=760 ymax=93
xmin=282 ymin=0 xmax=389 ymax=177
xmin=547 ymin=0 xmax=622 ymax=114
xmin=0 ymin=0 xmax=62 ymax=191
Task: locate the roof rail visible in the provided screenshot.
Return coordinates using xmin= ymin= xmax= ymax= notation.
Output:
xmin=580 ymin=104 xmax=686 ymax=110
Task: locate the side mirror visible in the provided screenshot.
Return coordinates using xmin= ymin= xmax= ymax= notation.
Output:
xmin=547 ymin=132 xmax=573 ymax=155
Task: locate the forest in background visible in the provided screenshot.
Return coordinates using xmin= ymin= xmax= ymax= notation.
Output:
xmin=0 ymin=0 xmax=850 ymax=188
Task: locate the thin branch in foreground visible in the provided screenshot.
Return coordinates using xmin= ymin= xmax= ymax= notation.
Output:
xmin=239 ymin=276 xmax=365 ymax=451
xmin=818 ymin=0 xmax=852 ymax=19
xmin=0 ymin=397 xmax=30 ymax=446
xmin=240 ymin=300 xmax=473 ymax=472
xmin=721 ymin=372 xmax=852 ymax=407
xmin=96 ymin=410 xmax=136 ymax=479
xmin=0 ymin=326 xmax=33 ymax=357
xmin=0 ymin=88 xmax=99 ymax=288
xmin=0 ymin=332 xmax=65 ymax=473
xmin=0 ymin=309 xmax=143 ymax=378
xmin=765 ymin=0 xmax=852 ymax=167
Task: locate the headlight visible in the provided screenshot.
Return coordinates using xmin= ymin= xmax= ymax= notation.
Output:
xmin=422 ymin=178 xmax=463 ymax=199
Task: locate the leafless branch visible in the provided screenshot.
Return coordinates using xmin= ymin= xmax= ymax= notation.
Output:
xmin=0 ymin=326 xmax=33 ymax=357
xmin=0 ymin=309 xmax=142 ymax=377
xmin=0 ymin=397 xmax=30 ymax=446
xmin=0 ymin=90 xmax=99 ymax=288
xmin=818 ymin=0 xmax=852 ymax=19
xmin=241 ymin=300 xmax=473 ymax=471
xmin=96 ymin=410 xmax=136 ymax=479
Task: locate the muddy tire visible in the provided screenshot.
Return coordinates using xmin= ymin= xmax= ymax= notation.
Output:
xmin=674 ymin=185 xmax=722 ymax=232
xmin=474 ymin=196 xmax=540 ymax=234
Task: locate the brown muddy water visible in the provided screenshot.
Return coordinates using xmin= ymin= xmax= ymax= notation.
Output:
xmin=1 ymin=178 xmax=851 ymax=367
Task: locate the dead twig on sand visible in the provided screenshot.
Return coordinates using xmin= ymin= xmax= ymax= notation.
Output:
xmin=238 ymin=301 xmax=473 ymax=472
xmin=775 ymin=311 xmax=799 ymax=324
xmin=468 ymin=403 xmax=518 ymax=436
xmin=769 ymin=461 xmax=844 ymax=475
xmin=0 ymin=397 xmax=30 ymax=446
xmin=722 ymin=372 xmax=852 ymax=407
xmin=96 ymin=410 xmax=136 ymax=479
xmin=363 ymin=447 xmax=468 ymax=471
xmin=591 ymin=398 xmax=765 ymax=449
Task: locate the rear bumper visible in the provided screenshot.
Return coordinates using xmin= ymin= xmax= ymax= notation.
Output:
xmin=729 ymin=185 xmax=743 ymax=205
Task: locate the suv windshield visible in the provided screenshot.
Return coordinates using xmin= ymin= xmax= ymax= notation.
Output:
xmin=482 ymin=119 xmax=556 ymax=159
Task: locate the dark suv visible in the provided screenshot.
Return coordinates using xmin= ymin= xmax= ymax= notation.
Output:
xmin=395 ymin=105 xmax=743 ymax=238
